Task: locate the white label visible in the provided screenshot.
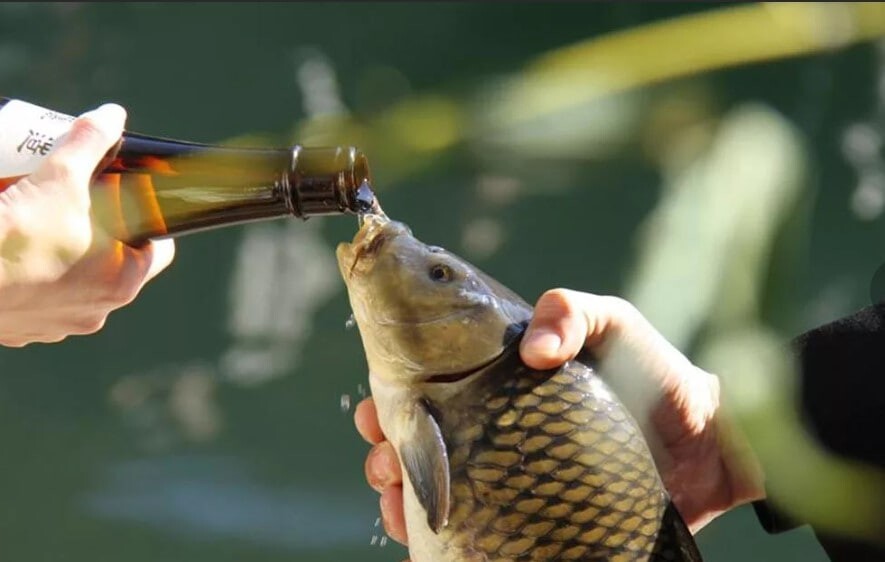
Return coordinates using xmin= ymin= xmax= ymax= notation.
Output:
xmin=0 ymin=99 xmax=75 ymax=178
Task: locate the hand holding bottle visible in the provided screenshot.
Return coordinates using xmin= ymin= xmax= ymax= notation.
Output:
xmin=0 ymin=103 xmax=175 ymax=347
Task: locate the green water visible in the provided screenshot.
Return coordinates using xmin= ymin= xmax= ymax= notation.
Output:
xmin=2 ymin=3 xmax=882 ymax=561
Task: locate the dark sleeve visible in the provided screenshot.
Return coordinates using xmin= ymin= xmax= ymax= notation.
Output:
xmin=751 ymin=303 xmax=885 ymax=562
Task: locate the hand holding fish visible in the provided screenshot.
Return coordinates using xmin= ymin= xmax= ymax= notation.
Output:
xmin=0 ymin=104 xmax=174 ymax=347
xmin=355 ymin=287 xmax=766 ymax=546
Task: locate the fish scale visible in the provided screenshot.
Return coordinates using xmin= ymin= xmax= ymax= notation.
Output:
xmin=430 ymin=348 xmax=697 ymax=561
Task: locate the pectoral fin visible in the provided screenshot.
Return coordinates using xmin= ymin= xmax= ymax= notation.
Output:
xmin=399 ymin=399 xmax=450 ymax=534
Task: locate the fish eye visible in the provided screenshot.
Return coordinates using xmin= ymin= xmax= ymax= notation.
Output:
xmin=429 ymin=264 xmax=454 ymax=283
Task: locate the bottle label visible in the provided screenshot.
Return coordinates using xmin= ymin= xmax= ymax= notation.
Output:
xmin=0 ymin=99 xmax=75 ymax=177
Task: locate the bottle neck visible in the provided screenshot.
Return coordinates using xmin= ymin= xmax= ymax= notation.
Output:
xmin=285 ymin=145 xmax=373 ymax=217
xmin=108 ymin=134 xmax=374 ymax=218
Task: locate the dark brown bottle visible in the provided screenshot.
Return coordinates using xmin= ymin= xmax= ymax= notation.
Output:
xmin=0 ymin=97 xmax=376 ymax=244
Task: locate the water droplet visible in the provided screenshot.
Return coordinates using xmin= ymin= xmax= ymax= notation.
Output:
xmin=379 ymin=536 xmax=388 ymax=547
xmin=340 ymin=394 xmax=351 ymax=412
xmin=355 ymin=180 xmax=376 ymax=214
xmin=370 ymin=535 xmax=379 ymax=546
xmin=374 ymin=517 xmax=381 ymax=527
xmin=358 ymin=384 xmax=367 ymax=398
xmin=345 ymin=314 xmax=356 ymax=330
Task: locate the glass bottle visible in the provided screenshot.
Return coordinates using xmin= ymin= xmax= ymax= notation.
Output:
xmin=0 ymin=97 xmax=376 ymax=244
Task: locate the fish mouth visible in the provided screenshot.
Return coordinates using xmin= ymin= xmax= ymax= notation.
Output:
xmin=348 ymin=230 xmax=387 ymax=276
xmin=345 ymin=217 xmax=415 ymax=277
xmin=403 ymin=318 xmax=526 ymax=384
xmin=374 ymin=309 xmax=471 ymax=327
xmin=421 ymin=326 xmax=525 ymax=384
xmin=337 ymin=214 xmax=394 ymax=278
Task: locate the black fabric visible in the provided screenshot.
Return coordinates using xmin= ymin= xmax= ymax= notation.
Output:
xmin=752 ymin=303 xmax=885 ymax=561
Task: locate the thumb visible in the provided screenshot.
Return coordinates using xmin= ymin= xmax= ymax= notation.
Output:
xmin=520 ymin=288 xmax=592 ymax=370
xmin=30 ymin=103 xmax=127 ymax=207
xmin=520 ymin=289 xmax=646 ymax=370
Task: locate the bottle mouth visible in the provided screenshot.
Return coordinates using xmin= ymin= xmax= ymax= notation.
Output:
xmin=350 ymin=149 xmax=383 ymax=216
xmin=353 ymin=149 xmax=372 ymax=188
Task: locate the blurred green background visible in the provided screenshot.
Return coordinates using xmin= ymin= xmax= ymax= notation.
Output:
xmin=2 ymin=2 xmax=884 ymax=560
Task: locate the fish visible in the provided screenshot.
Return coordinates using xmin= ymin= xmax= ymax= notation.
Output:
xmin=336 ymin=214 xmax=703 ymax=562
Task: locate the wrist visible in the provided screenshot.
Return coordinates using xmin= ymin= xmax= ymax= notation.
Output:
xmin=713 ymin=384 xmax=767 ymax=507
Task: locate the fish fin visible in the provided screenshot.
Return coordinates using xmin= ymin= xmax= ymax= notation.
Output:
xmin=399 ymin=399 xmax=451 ymax=534
xmin=661 ymin=501 xmax=705 ymax=561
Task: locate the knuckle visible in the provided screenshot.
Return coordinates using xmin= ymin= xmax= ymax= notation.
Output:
xmin=69 ymin=315 xmax=108 ymax=335
xmin=603 ymin=295 xmax=640 ymax=319
xmin=72 ymin=115 xmax=110 ymax=144
xmin=0 ymin=337 xmax=28 ymax=348
xmin=540 ymin=287 xmax=571 ymax=302
xmin=72 ymin=104 xmax=126 ymax=147
xmin=57 ymin=212 xmax=93 ymax=248
xmin=365 ymin=445 xmax=382 ymax=481
xmin=97 ymin=250 xmax=149 ymax=307
xmin=42 ymin=155 xmax=81 ymax=186
xmin=537 ymin=287 xmax=579 ymax=317
xmin=1 ymin=203 xmax=30 ymax=239
xmin=102 ymin=280 xmax=141 ymax=308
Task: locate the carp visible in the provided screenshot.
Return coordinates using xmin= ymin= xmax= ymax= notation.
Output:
xmin=337 ymin=215 xmax=703 ymax=562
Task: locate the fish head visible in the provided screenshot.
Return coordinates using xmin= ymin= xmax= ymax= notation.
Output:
xmin=336 ymin=214 xmax=532 ymax=383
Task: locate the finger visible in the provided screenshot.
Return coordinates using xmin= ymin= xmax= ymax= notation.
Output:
xmin=380 ymin=485 xmax=408 ymax=545
xmin=520 ymin=289 xmax=642 ymax=370
xmin=63 ymin=240 xmax=151 ymax=311
xmin=365 ymin=441 xmax=402 ymax=492
xmin=31 ymin=104 xmax=127 ymax=202
xmin=520 ymin=288 xmax=588 ymax=370
xmin=141 ymin=238 xmax=175 ymax=282
xmin=90 ymin=173 xmax=127 ymax=242
xmin=354 ymin=398 xmax=386 ymax=444
xmin=106 ymin=238 xmax=174 ymax=303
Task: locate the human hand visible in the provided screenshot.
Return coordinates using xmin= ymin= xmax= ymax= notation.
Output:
xmin=0 ymin=103 xmax=175 ymax=347
xmin=354 ymin=288 xmax=766 ymax=545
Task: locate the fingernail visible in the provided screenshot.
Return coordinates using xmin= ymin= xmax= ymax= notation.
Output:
xmin=523 ymin=328 xmax=561 ymax=355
